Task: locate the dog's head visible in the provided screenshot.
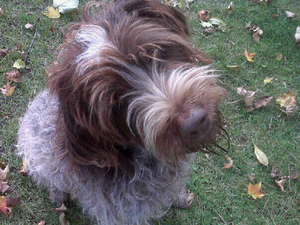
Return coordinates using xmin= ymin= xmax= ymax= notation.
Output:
xmin=48 ymin=0 xmax=228 ymax=172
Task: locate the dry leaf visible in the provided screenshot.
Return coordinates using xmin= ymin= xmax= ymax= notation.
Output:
xmin=285 ymin=11 xmax=296 ymax=19
xmin=244 ymin=50 xmax=256 ymax=62
xmin=0 ymin=8 xmax=4 ymax=16
xmin=43 ymin=7 xmax=60 ymax=19
xmin=227 ymin=2 xmax=234 ymax=14
xmin=0 ymin=48 xmax=8 ymax=58
xmin=248 ymin=174 xmax=255 ymax=182
xmin=272 ymin=13 xmax=279 ymax=18
xmin=248 ymin=182 xmax=265 ymax=199
xmin=264 ymin=77 xmax=273 ymax=85
xmin=25 ymin=23 xmax=34 ymax=30
xmin=271 ymin=166 xmax=279 ymax=178
xmin=19 ymin=158 xmax=27 ymax=176
xmin=0 ymin=196 xmax=7 ymax=214
xmin=275 ymin=53 xmax=283 ymax=61
xmin=59 ymin=212 xmax=70 ymax=225
xmin=0 ymin=182 xmax=9 ymax=194
xmin=0 ymin=164 xmax=9 ymax=182
xmin=187 ymin=191 xmax=195 ymax=206
xmin=55 ymin=203 xmax=67 ymax=211
xmin=275 ymin=177 xmax=287 ymax=192
xmin=237 ymin=87 xmax=256 ymax=107
xmin=253 ymin=32 xmax=260 ymax=43
xmin=254 ymin=144 xmax=269 ymax=166
xmin=254 ymin=96 xmax=273 ymax=109
xmin=38 ymin=221 xmax=46 ymax=225
xmin=223 ymin=155 xmax=233 ymax=169
xmin=5 ymin=70 xmax=21 ymax=82
xmin=13 ymin=59 xmax=25 ymax=69
xmin=276 ymin=92 xmax=298 ymax=117
xmin=203 ymin=27 xmax=215 ymax=34
xmin=227 ymin=65 xmax=242 ymax=72
xmin=5 ymin=196 xmax=21 ymax=207
xmin=0 ymin=83 xmax=16 ymax=97
xmin=198 ymin=9 xmax=210 ymax=21
xmin=295 ymin=26 xmax=300 ymax=46
xmin=246 ymin=23 xmax=263 ymax=35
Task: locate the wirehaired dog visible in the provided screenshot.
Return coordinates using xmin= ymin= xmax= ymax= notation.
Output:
xmin=18 ymin=0 xmax=228 ymax=224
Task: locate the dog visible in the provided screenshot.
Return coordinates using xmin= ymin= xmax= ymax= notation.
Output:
xmin=17 ymin=0 xmax=228 ymax=224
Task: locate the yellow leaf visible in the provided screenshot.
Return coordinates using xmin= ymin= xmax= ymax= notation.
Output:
xmin=13 ymin=59 xmax=25 ymax=69
xmin=264 ymin=77 xmax=273 ymax=84
xmin=0 ymin=83 xmax=16 ymax=97
xmin=276 ymin=92 xmax=298 ymax=117
xmin=244 ymin=50 xmax=256 ymax=62
xmin=43 ymin=7 xmax=60 ymax=19
xmin=254 ymin=144 xmax=269 ymax=166
xmin=275 ymin=53 xmax=283 ymax=61
xmin=226 ymin=65 xmax=242 ymax=72
xmin=248 ymin=182 xmax=265 ymax=199
xmin=0 ymin=164 xmax=9 ymax=182
xmin=223 ymin=155 xmax=233 ymax=169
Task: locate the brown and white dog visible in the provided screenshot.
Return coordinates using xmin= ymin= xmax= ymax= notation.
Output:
xmin=18 ymin=0 xmax=228 ymax=224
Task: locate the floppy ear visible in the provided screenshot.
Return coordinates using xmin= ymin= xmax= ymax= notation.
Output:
xmin=121 ymin=0 xmax=190 ymax=36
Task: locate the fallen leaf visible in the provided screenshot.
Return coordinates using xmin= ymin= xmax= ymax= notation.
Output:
xmin=0 ymin=8 xmax=4 ymax=16
xmin=253 ymin=32 xmax=260 ymax=43
xmin=254 ymin=144 xmax=269 ymax=166
xmin=276 ymin=92 xmax=298 ymax=117
xmin=0 ymin=48 xmax=8 ymax=58
xmin=0 ymin=196 xmax=7 ymax=214
xmin=5 ymin=196 xmax=21 ymax=207
xmin=248 ymin=182 xmax=265 ymax=199
xmin=198 ymin=9 xmax=210 ymax=21
xmin=285 ymin=11 xmax=296 ymax=19
xmin=19 ymin=158 xmax=27 ymax=176
xmin=254 ymin=96 xmax=273 ymax=109
xmin=244 ymin=50 xmax=256 ymax=62
xmin=200 ymin=21 xmax=213 ymax=28
xmin=59 ymin=212 xmax=70 ymax=225
xmin=275 ymin=53 xmax=283 ymax=61
xmin=0 ymin=164 xmax=9 ymax=182
xmin=43 ymin=7 xmax=60 ymax=19
xmin=55 ymin=203 xmax=67 ymax=211
xmin=246 ymin=23 xmax=263 ymax=35
xmin=264 ymin=77 xmax=273 ymax=85
xmin=13 ymin=59 xmax=25 ymax=69
xmin=203 ymin=27 xmax=215 ymax=34
xmin=237 ymin=87 xmax=256 ymax=107
xmin=178 ymin=0 xmax=186 ymax=9
xmin=295 ymin=26 xmax=300 ymax=47
xmin=223 ymin=155 xmax=233 ymax=169
xmin=271 ymin=166 xmax=279 ymax=178
xmin=272 ymin=13 xmax=279 ymax=18
xmin=53 ymin=0 xmax=79 ymax=13
xmin=247 ymin=174 xmax=255 ymax=182
xmin=25 ymin=23 xmax=34 ymax=30
xmin=5 ymin=70 xmax=21 ymax=82
xmin=275 ymin=177 xmax=287 ymax=191
xmin=0 ymin=83 xmax=16 ymax=97
xmin=226 ymin=65 xmax=242 ymax=72
xmin=0 ymin=182 xmax=9 ymax=194
xmin=209 ymin=17 xmax=226 ymax=32
xmin=38 ymin=221 xmax=46 ymax=225
xmin=227 ymin=2 xmax=234 ymax=14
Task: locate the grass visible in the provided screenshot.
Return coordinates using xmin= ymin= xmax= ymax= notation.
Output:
xmin=0 ymin=0 xmax=299 ymax=224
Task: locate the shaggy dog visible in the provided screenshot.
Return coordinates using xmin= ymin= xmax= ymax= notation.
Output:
xmin=18 ymin=0 xmax=228 ymax=224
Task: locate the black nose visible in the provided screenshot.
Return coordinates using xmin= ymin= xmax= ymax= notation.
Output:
xmin=179 ymin=107 xmax=209 ymax=139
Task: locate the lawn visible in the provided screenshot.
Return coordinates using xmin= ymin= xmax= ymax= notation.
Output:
xmin=0 ymin=0 xmax=299 ymax=224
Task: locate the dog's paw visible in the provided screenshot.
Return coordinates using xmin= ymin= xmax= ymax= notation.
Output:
xmin=172 ymin=190 xmax=195 ymax=209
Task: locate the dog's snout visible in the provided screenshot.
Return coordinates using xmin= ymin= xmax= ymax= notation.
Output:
xmin=179 ymin=107 xmax=209 ymax=139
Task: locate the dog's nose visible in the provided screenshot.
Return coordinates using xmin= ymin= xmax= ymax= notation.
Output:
xmin=179 ymin=107 xmax=209 ymax=139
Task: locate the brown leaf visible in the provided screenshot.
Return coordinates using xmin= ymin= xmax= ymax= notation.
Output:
xmin=227 ymin=2 xmax=234 ymax=14
xmin=275 ymin=177 xmax=287 ymax=192
xmin=252 ymin=32 xmax=260 ymax=43
xmin=295 ymin=26 xmax=300 ymax=46
xmin=5 ymin=196 xmax=21 ymax=207
xmin=5 ymin=70 xmax=21 ymax=82
xmin=0 ymin=164 xmax=9 ymax=182
xmin=254 ymin=96 xmax=273 ymax=109
xmin=25 ymin=23 xmax=34 ymax=30
xmin=272 ymin=14 xmax=279 ymax=18
xmin=271 ymin=166 xmax=279 ymax=178
xmin=247 ymin=174 xmax=255 ymax=182
xmin=19 ymin=158 xmax=27 ymax=176
xmin=38 ymin=221 xmax=45 ymax=225
xmin=237 ymin=87 xmax=256 ymax=107
xmin=0 ymin=83 xmax=16 ymax=97
xmin=276 ymin=92 xmax=298 ymax=117
xmin=0 ymin=8 xmax=4 ymax=16
xmin=275 ymin=53 xmax=283 ymax=61
xmin=244 ymin=50 xmax=256 ymax=62
xmin=0 ymin=182 xmax=9 ymax=194
xmin=198 ymin=9 xmax=210 ymax=21
xmin=55 ymin=203 xmax=67 ymax=211
xmin=0 ymin=48 xmax=8 ymax=58
xmin=223 ymin=155 xmax=233 ymax=169
xmin=0 ymin=196 xmax=7 ymax=214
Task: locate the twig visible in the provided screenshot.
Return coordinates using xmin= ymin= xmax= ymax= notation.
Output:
xmin=268 ymin=115 xmax=273 ymax=133
xmin=24 ymin=28 xmax=38 ymax=64
xmin=214 ymin=209 xmax=227 ymax=225
xmin=283 ymin=148 xmax=299 ymax=163
xmin=288 ymin=164 xmax=291 ymax=191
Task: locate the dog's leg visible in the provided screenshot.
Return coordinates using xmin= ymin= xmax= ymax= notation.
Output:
xmin=172 ymin=189 xmax=195 ymax=209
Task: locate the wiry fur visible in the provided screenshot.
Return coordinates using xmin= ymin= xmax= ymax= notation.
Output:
xmin=17 ymin=1 xmax=227 ymax=224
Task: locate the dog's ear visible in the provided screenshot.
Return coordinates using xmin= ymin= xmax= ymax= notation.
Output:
xmin=122 ymin=0 xmax=189 ymax=37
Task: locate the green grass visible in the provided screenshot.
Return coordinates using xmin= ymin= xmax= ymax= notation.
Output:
xmin=0 ymin=0 xmax=299 ymax=224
